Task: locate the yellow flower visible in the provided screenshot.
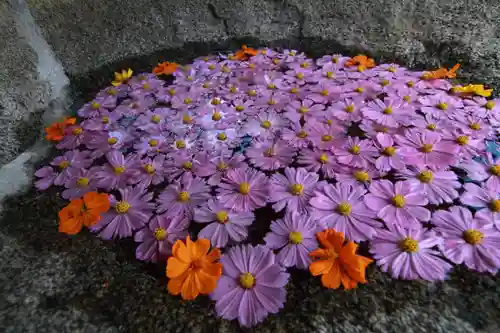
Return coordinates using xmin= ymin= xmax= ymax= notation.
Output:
xmin=112 ymin=68 xmax=133 ymax=86
xmin=452 ymin=84 xmax=493 ymax=97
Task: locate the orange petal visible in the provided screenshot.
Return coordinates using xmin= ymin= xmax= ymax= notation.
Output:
xmin=172 ymin=239 xmax=191 ymax=263
xmin=180 ymin=271 xmax=200 ymax=300
xmin=166 ymin=257 xmax=191 ymax=279
xmin=309 ymin=259 xmax=333 ymax=276
xmin=201 ymin=261 xmax=222 ymax=278
xmin=196 ymin=270 xmax=219 ymax=294
xmin=340 ymin=273 xmax=359 ymax=290
xmin=83 ymin=192 xmax=110 ymax=213
xmin=167 ymin=276 xmax=184 ymax=296
xmin=309 ymin=248 xmax=328 ymax=259
xmin=206 ymin=248 xmax=221 ymax=263
xmin=191 ymin=238 xmax=210 ymax=260
xmin=81 ymin=211 xmax=101 ymax=227
xmin=320 ymin=261 xmax=341 ymax=289
xmin=58 ymin=216 xmax=83 ymax=235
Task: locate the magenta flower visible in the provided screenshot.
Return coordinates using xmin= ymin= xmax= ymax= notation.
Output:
xmin=81 ymin=110 xmax=121 ymax=131
xmin=170 ymin=89 xmax=201 ymax=111
xmin=327 ymin=98 xmax=363 ymax=123
xmin=194 ymin=199 xmax=254 ymax=247
xmin=264 ymin=212 xmax=320 ymax=269
xmin=85 ymin=130 xmax=131 ymax=159
xmin=94 ymin=150 xmax=138 ymax=191
xmin=243 ymin=111 xmax=287 ymax=139
xmin=91 ymin=184 xmax=155 ymax=239
xmin=335 ymin=136 xmax=378 ymax=168
xmin=284 ymin=98 xmax=324 ymax=123
xmin=364 ymin=180 xmax=430 ymax=228
xmin=114 ymin=96 xmax=155 ymax=117
xmin=359 ymin=120 xmax=399 ymax=139
xmin=129 ymin=154 xmax=166 ymax=188
xmin=460 ymin=183 xmax=500 ymax=228
xmin=454 ymin=114 xmax=492 ymax=139
xmin=134 ymin=214 xmax=190 ymax=262
xmin=245 ymin=139 xmax=296 ymax=171
xmin=296 ymin=148 xmax=338 ymax=179
xmin=156 ymin=173 xmax=211 ymax=219
xmin=432 ymin=206 xmax=500 ymax=273
xmin=194 ymin=151 xmax=247 ymax=186
xmin=397 ymin=166 xmax=461 ymax=205
xmin=134 ymin=109 xmax=169 ymax=134
xmin=34 ymin=166 xmax=57 ymax=190
xmin=335 ymin=164 xmax=383 ymax=187
xmin=441 ymin=130 xmax=485 ymax=161
xmin=395 ymin=129 xmax=458 ymax=168
xmin=268 ymin=167 xmax=319 ymax=213
xmin=217 ymin=168 xmax=269 ymax=212
xmin=281 ymin=122 xmax=311 ymax=148
xmin=134 ymin=134 xmax=168 ymax=156
xmin=163 ymin=151 xmax=197 ymax=182
xmin=370 ymin=224 xmax=452 ymax=280
xmin=373 ymin=133 xmax=405 ymax=172
xmin=419 ymin=93 xmax=464 ymax=119
xmin=459 ymin=153 xmax=500 ymax=191
xmin=50 ymin=150 xmax=93 ymax=186
xmin=305 ymin=81 xmax=341 ymax=104
xmin=228 ymin=98 xmax=258 ymax=119
xmin=61 ymin=167 xmax=100 ymax=200
xmin=77 ymin=95 xmax=117 ymax=118
xmin=361 ymin=97 xmax=412 ymax=128
xmin=56 ymin=125 xmax=87 ymax=150
xmin=308 ymin=119 xmax=345 ymax=150
xmin=210 ymin=244 xmax=289 ymax=327
xmin=410 ymin=114 xmax=451 ymax=133
xmin=310 ymin=182 xmax=380 ymax=241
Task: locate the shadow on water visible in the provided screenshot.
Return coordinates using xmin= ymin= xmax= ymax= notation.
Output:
xmin=1 ymin=38 xmax=499 ymax=333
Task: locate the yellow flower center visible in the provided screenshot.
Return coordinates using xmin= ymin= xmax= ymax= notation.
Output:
xmin=113 ymin=166 xmax=125 ymax=175
xmin=469 ymin=123 xmax=481 ymax=131
xmin=331 ymin=57 xmax=338 ymax=63
xmin=417 ymin=170 xmax=434 ymax=183
xmin=184 ymin=98 xmax=192 ymax=105
xmin=107 ymin=88 xmax=118 ymax=95
xmin=222 ymin=66 xmax=230 ymax=73
xmin=267 ymin=99 xmax=277 ymax=105
xmin=288 ymin=231 xmax=303 ymax=244
xmin=381 ymin=79 xmax=390 ymax=86
xmin=115 ymin=201 xmax=131 ymax=214
xmin=489 ymin=165 xmax=500 ymax=176
xmin=300 ymin=62 xmax=309 ymax=68
xmin=239 ymin=182 xmax=250 ymax=195
xmin=320 ymin=89 xmax=329 ymax=96
xmin=264 ymin=147 xmax=275 ymax=157
xmin=485 ymin=101 xmax=496 ymax=110
xmin=290 ymin=87 xmax=298 ymax=93
xmin=153 ymin=227 xmax=167 ymax=241
xmin=248 ymin=90 xmax=257 ymax=96
xmin=175 ymin=140 xmax=186 ymax=149
xmin=72 ymin=127 xmax=83 ymax=135
xmin=336 ymin=202 xmax=352 ymax=216
xmin=321 ymin=135 xmax=332 ymax=142
xmin=391 ymin=194 xmax=406 ymax=208
xmin=58 ymin=161 xmax=70 ymax=169
xmin=407 ymin=81 xmax=415 ymax=87
xmin=382 ymin=146 xmax=396 ymax=156
xmin=437 ymin=102 xmax=448 ymax=110
xmin=353 ymin=170 xmax=369 ymax=182
xmin=248 ymin=63 xmax=256 ymax=69
xmin=105 ymin=137 xmax=117 ymax=145
xmin=383 ymin=107 xmax=393 ymax=115
xmin=91 ymin=102 xmax=100 ymax=109
xmin=456 ymin=135 xmax=469 ymax=146
xmin=355 ymin=87 xmax=364 ymax=93
xmin=229 ymin=86 xmax=237 ymax=93
xmin=77 ymin=177 xmax=89 ymax=187
xmin=420 ymin=144 xmax=433 ymax=153
xmin=296 ymin=72 xmax=304 ymax=79
xmin=102 ymin=116 xmax=109 ymax=124
xmin=183 ymin=115 xmax=193 ymax=124
xmin=151 ymin=115 xmax=161 ymax=123
xmin=387 ymin=66 xmax=397 ymax=73
xmin=377 ymin=126 xmax=388 ymax=133
xmin=326 ymin=119 xmax=333 ymax=125
xmin=217 ymin=132 xmax=227 ymax=141
xmin=344 ymin=104 xmax=355 ymax=113
xmin=168 ymin=89 xmax=176 ymax=96
xmin=326 ymin=71 xmax=334 ymax=78
xmin=261 ymin=120 xmax=272 ymax=129
xmin=144 ymin=164 xmax=155 ymax=174
xmin=215 ymin=210 xmax=229 ymax=224
xmin=212 ymin=112 xmax=222 ymax=121
xmin=426 ymin=123 xmax=437 ymax=130
xmin=216 ymin=162 xmax=227 ymax=171
xmin=298 ymin=106 xmax=309 ymax=114
xmin=489 ymin=199 xmax=500 ymax=212
xmin=239 ymin=273 xmax=255 ymax=289
xmin=289 ymin=51 xmax=297 ymax=56
xmin=208 ymin=64 xmax=216 ymax=70
xmin=403 ymin=95 xmax=411 ymax=102
xmin=235 ymin=105 xmax=245 ymax=112
xmin=463 ymin=229 xmax=484 ymax=245
xmin=177 ymin=191 xmax=190 ymax=202
xmin=357 ymin=65 xmax=366 ymax=72
xmin=149 ymin=139 xmax=158 ymax=147
xmin=297 ymin=130 xmax=308 ymax=138
xmin=289 ymin=183 xmax=304 ymax=195
xmin=267 ymin=83 xmax=276 ymax=89
xmin=349 ymin=145 xmax=361 ymax=154
xmin=400 ymin=237 xmax=419 ymax=253
xmin=187 ymin=76 xmax=193 ymax=81
xmin=182 ymin=162 xmax=193 ymax=170
xmin=142 ymin=83 xmax=150 ymax=90
xmin=211 ymin=98 xmax=221 ymax=105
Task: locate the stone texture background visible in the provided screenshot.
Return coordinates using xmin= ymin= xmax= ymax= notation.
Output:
xmin=2 ymin=0 xmax=500 ymax=332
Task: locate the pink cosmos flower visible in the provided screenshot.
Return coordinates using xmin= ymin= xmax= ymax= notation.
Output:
xmin=283 ymin=98 xmax=325 ymax=123
xmin=81 ymin=109 xmax=121 ymax=131
xmin=327 ymin=98 xmax=363 ymax=123
xmin=245 ymin=139 xmax=296 ymax=171
xmin=242 ymin=111 xmax=287 ymax=139
xmin=419 ymin=93 xmax=464 ymax=119
xmin=170 ymin=89 xmax=201 ymax=110
xmin=50 ymin=150 xmax=93 ymax=186
xmin=335 ymin=136 xmax=378 ymax=168
xmin=373 ymin=133 xmax=405 ymax=172
xmin=134 ymin=134 xmax=168 ymax=156
xmin=280 ymin=122 xmax=311 ymax=148
xmin=133 ymin=109 xmax=170 ymax=134
xmin=129 ymin=154 xmax=166 ymax=188
xmin=94 ymin=150 xmax=138 ymax=191
xmin=194 ymin=199 xmax=255 ymax=248
xmin=254 ymin=91 xmax=290 ymax=112
xmin=228 ymin=98 xmax=258 ymax=119
xmin=217 ymin=168 xmax=269 ymax=212
xmin=34 ymin=166 xmax=57 ymax=190
xmin=61 ymin=167 xmax=100 ymax=200
xmin=310 ymin=182 xmax=380 ymax=241
xmin=296 ymin=148 xmax=338 ymax=179
xmin=335 ymin=165 xmax=383 ymax=187
xmin=91 ymin=184 xmax=155 ymax=239
xmin=134 ymin=214 xmax=190 ymax=262
xmin=454 ymin=114 xmax=492 ymax=139
xmin=78 ymin=95 xmax=117 ymax=118
xmin=410 ymin=114 xmax=452 ymax=134
xmin=460 ymin=183 xmax=500 ymax=228
xmin=268 ymin=167 xmax=319 ymax=213
xmin=305 ymin=81 xmax=341 ymax=104
xmin=308 ymin=119 xmax=344 ymax=150
xmin=432 ymin=206 xmax=500 ymax=273
xmin=441 ymin=130 xmax=485 ymax=161
xmin=194 ymin=150 xmax=247 ymax=186
xmin=264 ymin=212 xmax=320 ymax=269
xmin=85 ymin=129 xmax=131 ymax=159
xmin=361 ymin=97 xmax=413 ymax=128
xmin=359 ymin=120 xmax=399 ymax=139
xmin=364 ymin=180 xmax=430 ymax=229
xmin=459 ymin=153 xmax=500 ymax=191
xmin=156 ymin=173 xmax=211 ymax=219
xmin=114 ymin=96 xmax=155 ymax=117
xmin=56 ymin=125 xmax=87 ymax=150
xmin=315 ymin=54 xmax=350 ymax=67
xmin=395 ymin=129 xmax=458 ymax=168
xmin=370 ymin=224 xmax=452 ymax=281
xmin=397 ymin=166 xmax=461 ymax=205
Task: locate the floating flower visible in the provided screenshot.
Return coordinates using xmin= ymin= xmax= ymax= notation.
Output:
xmin=459 ymin=152 xmax=500 ymax=191
xmin=245 ymin=139 xmax=296 ymax=171
xmin=421 ymin=64 xmax=460 ymax=80
xmin=361 ymin=97 xmax=413 ymax=128
xmin=153 ymin=61 xmax=179 ymax=75
xmin=296 ymin=148 xmax=339 ymax=179
xmin=45 ymin=117 xmax=77 ymax=142
xmin=370 ymin=224 xmax=452 ymax=280
xmin=217 ymin=168 xmax=269 ymax=212
xmin=335 ymin=136 xmax=378 ymax=168
xmin=460 ymin=183 xmax=500 ymax=227
xmin=167 ymin=237 xmax=222 ymax=300
xmin=373 ymin=133 xmax=405 ymax=172
xmin=309 ymin=229 xmax=373 ymax=289
xmin=61 ymin=167 xmax=100 ymax=200
xmin=58 ymin=192 xmax=110 ymax=235
xmin=452 ymin=84 xmax=493 ymax=97
xmin=344 ymin=54 xmax=376 ymax=70
xmin=210 ymin=244 xmax=289 ymax=327
xmin=112 ymin=68 xmax=133 ymax=86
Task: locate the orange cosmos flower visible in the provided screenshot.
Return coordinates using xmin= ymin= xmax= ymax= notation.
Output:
xmin=166 ymin=236 xmax=222 ymax=300
xmin=153 ymin=61 xmax=179 ymax=75
xmin=45 ymin=117 xmax=76 ymax=142
xmin=232 ymin=45 xmax=259 ymax=61
xmin=421 ymin=64 xmax=460 ymax=80
xmin=58 ymin=192 xmax=110 ymax=235
xmin=309 ymin=229 xmax=373 ymax=290
xmin=344 ymin=54 xmax=376 ymax=71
